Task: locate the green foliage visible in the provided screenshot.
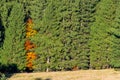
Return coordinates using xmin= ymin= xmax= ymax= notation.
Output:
xmin=110 ymin=0 xmax=120 ymax=68
xmin=0 ymin=74 xmax=7 ymax=80
xmin=0 ymin=2 xmax=26 ymax=71
xmin=76 ymin=0 xmax=98 ymax=69
xmin=90 ymin=0 xmax=115 ymax=69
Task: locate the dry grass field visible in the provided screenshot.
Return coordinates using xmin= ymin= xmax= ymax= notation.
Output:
xmin=8 ymin=69 xmax=120 ymax=80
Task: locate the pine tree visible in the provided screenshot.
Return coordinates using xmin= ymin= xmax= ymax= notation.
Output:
xmin=90 ymin=0 xmax=116 ymax=69
xmin=0 ymin=2 xmax=26 ymax=71
xmin=55 ymin=0 xmax=77 ymax=70
xmin=110 ymin=0 xmax=120 ymax=69
xmin=31 ymin=0 xmax=63 ymax=72
xmin=48 ymin=0 xmax=81 ymax=70
xmin=77 ymin=0 xmax=98 ymax=69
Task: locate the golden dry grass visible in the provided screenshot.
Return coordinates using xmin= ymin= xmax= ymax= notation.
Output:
xmin=8 ymin=69 xmax=120 ymax=80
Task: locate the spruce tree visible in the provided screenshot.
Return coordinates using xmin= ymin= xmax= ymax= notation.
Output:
xmin=110 ymin=0 xmax=120 ymax=69
xmin=50 ymin=0 xmax=81 ymax=70
xmin=90 ymin=0 xmax=116 ymax=69
xmin=57 ymin=0 xmax=78 ymax=70
xmin=77 ymin=0 xmax=97 ymax=69
xmin=0 ymin=2 xmax=26 ymax=71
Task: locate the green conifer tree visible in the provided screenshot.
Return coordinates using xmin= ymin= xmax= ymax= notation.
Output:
xmin=90 ymin=0 xmax=116 ymax=69
xmin=77 ymin=0 xmax=97 ymax=69
xmin=0 ymin=2 xmax=26 ymax=71
xmin=110 ymin=0 xmax=120 ymax=69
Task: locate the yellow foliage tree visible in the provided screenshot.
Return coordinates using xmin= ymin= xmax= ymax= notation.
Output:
xmin=25 ymin=18 xmax=37 ymax=71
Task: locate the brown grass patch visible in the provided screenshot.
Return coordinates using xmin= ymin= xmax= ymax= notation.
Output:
xmin=8 ymin=69 xmax=120 ymax=80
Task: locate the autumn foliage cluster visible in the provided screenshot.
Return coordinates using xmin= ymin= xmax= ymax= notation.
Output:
xmin=25 ymin=18 xmax=37 ymax=70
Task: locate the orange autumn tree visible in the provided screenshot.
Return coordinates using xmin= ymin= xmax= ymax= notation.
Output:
xmin=25 ymin=40 xmax=35 ymax=51
xmin=25 ymin=18 xmax=37 ymax=71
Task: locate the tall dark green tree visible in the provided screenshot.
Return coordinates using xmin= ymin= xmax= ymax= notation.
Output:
xmin=56 ymin=0 xmax=80 ymax=70
xmin=90 ymin=0 xmax=116 ymax=69
xmin=77 ymin=0 xmax=98 ymax=69
xmin=110 ymin=0 xmax=120 ymax=69
xmin=0 ymin=2 xmax=26 ymax=71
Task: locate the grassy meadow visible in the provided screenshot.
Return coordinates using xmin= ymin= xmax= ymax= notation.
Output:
xmin=8 ymin=69 xmax=120 ymax=80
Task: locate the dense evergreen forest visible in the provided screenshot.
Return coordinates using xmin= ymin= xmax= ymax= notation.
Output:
xmin=0 ymin=0 xmax=120 ymax=72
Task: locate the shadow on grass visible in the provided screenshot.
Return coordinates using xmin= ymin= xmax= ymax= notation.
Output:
xmin=0 ymin=63 xmax=52 ymax=80
xmin=35 ymin=78 xmax=51 ymax=80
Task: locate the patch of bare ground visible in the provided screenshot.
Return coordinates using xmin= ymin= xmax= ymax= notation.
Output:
xmin=8 ymin=69 xmax=120 ymax=80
